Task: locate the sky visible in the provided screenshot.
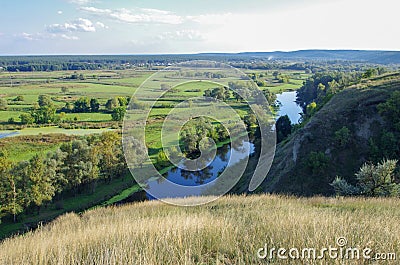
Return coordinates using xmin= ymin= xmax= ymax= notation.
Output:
xmin=0 ymin=0 xmax=399 ymax=55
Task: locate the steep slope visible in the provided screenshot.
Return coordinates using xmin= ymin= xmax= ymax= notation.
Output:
xmin=263 ymin=75 xmax=400 ymax=195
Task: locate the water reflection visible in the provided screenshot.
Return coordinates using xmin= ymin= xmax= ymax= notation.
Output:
xmin=146 ymin=140 xmax=255 ymax=199
xmin=276 ymin=91 xmax=303 ymax=124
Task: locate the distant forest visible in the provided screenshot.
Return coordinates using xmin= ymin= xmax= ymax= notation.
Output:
xmin=1 ymin=50 xmax=400 ymax=72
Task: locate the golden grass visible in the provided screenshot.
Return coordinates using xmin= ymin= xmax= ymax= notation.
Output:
xmin=0 ymin=194 xmax=399 ymax=264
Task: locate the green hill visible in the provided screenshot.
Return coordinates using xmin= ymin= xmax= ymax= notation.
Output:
xmin=263 ymin=73 xmax=400 ymax=195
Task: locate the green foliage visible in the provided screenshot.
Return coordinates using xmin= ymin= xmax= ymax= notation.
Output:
xmin=74 ymin=97 xmax=91 ymax=113
xmin=13 ymin=95 xmax=24 ymax=102
xmin=296 ymin=72 xmax=359 ymax=113
xmin=98 ymin=132 xmax=126 ymax=182
xmin=19 ymin=113 xmax=34 ymax=125
xmin=306 ymin=102 xmax=317 ymax=116
xmin=31 ymin=105 xmax=57 ymax=124
xmin=330 ymin=176 xmax=360 ymax=196
xmin=117 ymin=97 xmax=128 ymax=107
xmin=38 ymin=95 xmax=52 ymax=108
xmin=105 ymin=98 xmax=120 ymax=111
xmin=90 ymin=98 xmax=100 ymax=112
xmin=334 ymin=126 xmax=351 ymax=148
xmin=378 ymin=91 xmax=400 ymax=131
xmin=0 ymin=132 xmax=130 ymax=223
xmin=362 ymin=68 xmax=377 ymax=79
xmin=263 ymin=89 xmax=277 ymax=106
xmin=111 ymin=106 xmax=126 ymax=121
xmin=356 ymin=159 xmax=399 ymax=197
xmin=277 ymin=74 xmax=289 ymax=84
xmin=331 ymin=160 xmax=399 ymax=197
xmin=306 ymin=151 xmax=329 ymax=176
xmin=203 ymin=86 xmax=231 ymax=101
xmin=244 ymin=114 xmax=257 ymax=129
xmin=156 ymin=150 xmax=171 ymax=169
xmin=276 ymin=115 xmax=292 ymax=143
xmin=179 ymin=117 xmax=229 ymax=157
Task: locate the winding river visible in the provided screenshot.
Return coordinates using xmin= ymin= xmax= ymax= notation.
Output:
xmin=276 ymin=91 xmax=303 ymax=124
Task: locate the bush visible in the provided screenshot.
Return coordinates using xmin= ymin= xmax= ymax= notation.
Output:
xmin=334 ymin=126 xmax=351 ymax=148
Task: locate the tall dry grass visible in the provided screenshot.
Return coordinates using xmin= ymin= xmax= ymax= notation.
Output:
xmin=0 ymin=194 xmax=399 ymax=264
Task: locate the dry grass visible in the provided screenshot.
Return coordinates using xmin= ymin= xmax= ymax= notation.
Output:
xmin=0 ymin=194 xmax=399 ymax=264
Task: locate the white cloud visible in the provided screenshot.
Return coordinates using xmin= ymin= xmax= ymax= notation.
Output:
xmin=96 ymin=21 xmax=108 ymax=29
xmin=15 ymin=32 xmax=79 ymax=41
xmin=158 ymin=30 xmax=204 ymax=41
xmin=67 ymin=0 xmax=93 ymax=5
xmin=80 ymin=6 xmax=184 ymax=24
xmin=18 ymin=32 xmax=38 ymax=41
xmin=60 ymin=34 xmax=79 ymax=40
xmin=47 ymin=18 xmax=96 ymax=33
xmin=57 ymin=11 xmax=63 ymax=15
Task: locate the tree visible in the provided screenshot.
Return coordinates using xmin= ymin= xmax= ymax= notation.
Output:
xmin=14 ymin=95 xmax=24 ymax=102
xmin=61 ymin=87 xmax=69 ymax=94
xmin=99 ymin=132 xmax=126 ymax=183
xmin=90 ymin=98 xmax=100 ymax=112
xmin=306 ymin=151 xmax=329 ymax=176
xmin=59 ymin=140 xmax=97 ymax=193
xmin=276 ymin=115 xmax=292 ymax=143
xmin=0 ymin=98 xmax=8 ymax=110
xmin=334 ymin=126 xmax=351 ymax=148
xmin=244 ymin=114 xmax=257 ymax=129
xmin=378 ymin=91 xmax=400 ymax=131
xmin=156 ymin=150 xmax=171 ymax=169
xmin=106 ymin=98 xmax=120 ymax=111
xmin=74 ymin=97 xmax=90 ymax=113
xmin=330 ymin=177 xmax=360 ymax=196
xmin=27 ymin=155 xmax=55 ymax=212
xmin=263 ymin=89 xmax=277 ymax=106
xmin=31 ymin=105 xmax=57 ymax=124
xmin=111 ymin=106 xmax=126 ymax=121
xmin=331 ymin=159 xmax=399 ymax=197
xmin=117 ymin=97 xmax=128 ymax=107
xmin=362 ymin=68 xmax=377 ymax=79
xmin=0 ymin=152 xmax=23 ymax=223
xmin=356 ymin=159 xmax=399 ymax=197
xmin=20 ymin=113 xmax=34 ymax=125
xmin=38 ymin=95 xmax=52 ymax=107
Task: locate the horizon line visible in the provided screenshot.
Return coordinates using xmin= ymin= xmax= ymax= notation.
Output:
xmin=1 ymin=49 xmax=399 ymax=57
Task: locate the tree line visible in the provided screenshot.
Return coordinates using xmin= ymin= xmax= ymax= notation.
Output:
xmin=0 ymin=132 xmax=128 ymax=223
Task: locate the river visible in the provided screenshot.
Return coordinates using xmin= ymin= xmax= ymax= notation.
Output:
xmin=276 ymin=91 xmax=303 ymax=124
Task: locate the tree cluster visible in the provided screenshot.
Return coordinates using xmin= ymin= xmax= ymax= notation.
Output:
xmin=0 ymin=132 xmax=128 ymax=223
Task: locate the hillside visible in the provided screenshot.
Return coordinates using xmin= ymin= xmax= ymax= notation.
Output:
xmin=0 ymin=194 xmax=399 ymax=264
xmin=263 ymin=73 xmax=400 ymax=195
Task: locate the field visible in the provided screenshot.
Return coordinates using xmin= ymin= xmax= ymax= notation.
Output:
xmin=0 ymin=69 xmax=306 ymax=125
xmin=0 ymin=194 xmax=398 ymax=264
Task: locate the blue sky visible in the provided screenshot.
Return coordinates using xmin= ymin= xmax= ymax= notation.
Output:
xmin=0 ymin=0 xmax=398 ymax=55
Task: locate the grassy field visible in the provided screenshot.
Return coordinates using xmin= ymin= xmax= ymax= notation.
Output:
xmin=0 ymin=194 xmax=398 ymax=264
xmin=0 ymin=69 xmax=306 ymax=123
